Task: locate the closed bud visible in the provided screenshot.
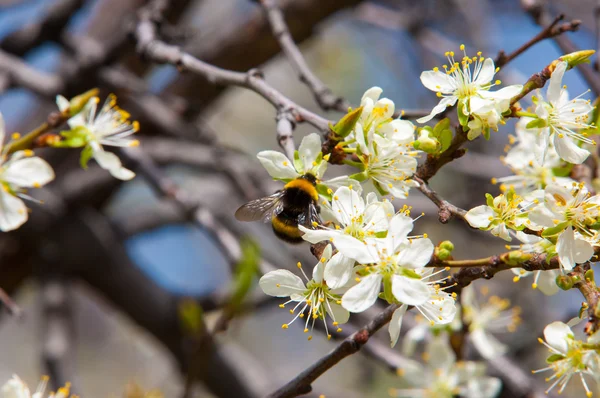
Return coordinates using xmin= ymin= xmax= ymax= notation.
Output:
xmin=413 ymin=129 xmax=440 ymax=154
xmin=585 ymin=269 xmax=595 ymax=284
xmin=437 ymin=248 xmax=451 ymax=261
xmin=68 ymin=88 xmax=100 ymax=116
xmin=331 ymin=106 xmax=363 ymax=138
xmin=559 ymin=50 xmax=596 ymax=70
xmin=556 ymin=275 xmax=574 ymax=291
xmin=504 ymin=250 xmax=532 ymax=266
xmin=439 ymin=240 xmax=454 ymax=251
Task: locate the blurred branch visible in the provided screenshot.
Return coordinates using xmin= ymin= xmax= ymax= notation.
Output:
xmin=0 ymin=287 xmax=22 ymax=317
xmin=134 ymin=8 xmax=331 ymax=133
xmin=0 ymin=0 xmax=85 ymax=56
xmin=570 ymin=263 xmax=600 ymax=336
xmin=0 ymin=50 xmax=65 ymax=95
xmin=413 ymin=176 xmax=467 ymax=223
xmin=495 ymin=14 xmax=581 ymax=69
xmin=488 ymin=356 xmax=548 ymax=398
xmin=260 ymin=0 xmax=349 ymax=112
xmin=267 ymin=304 xmax=398 ymax=398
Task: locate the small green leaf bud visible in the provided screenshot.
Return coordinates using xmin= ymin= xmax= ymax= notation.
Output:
xmin=414 ymin=129 xmax=440 ymax=154
xmin=559 ymin=50 xmax=596 ymax=70
xmin=439 ymin=240 xmax=454 ymax=251
xmin=437 ymin=249 xmax=451 ymax=261
xmin=331 ymin=106 xmax=363 ymax=138
xmin=556 ymin=275 xmax=574 ymax=291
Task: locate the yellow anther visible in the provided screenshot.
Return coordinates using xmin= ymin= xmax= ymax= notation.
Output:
xmin=281 ymin=324 xmax=289 ymax=329
xmin=11 ymin=132 xmax=20 ymax=140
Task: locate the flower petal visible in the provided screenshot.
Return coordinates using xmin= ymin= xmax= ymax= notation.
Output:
xmin=388 ymin=213 xmax=414 ymax=249
xmin=341 ymin=273 xmax=382 ymax=313
xmin=0 ymin=188 xmax=27 ymax=232
xmin=259 ymin=269 xmax=305 ymax=297
xmin=389 ymin=304 xmax=408 ymax=347
xmin=420 ymin=71 xmax=455 ymax=93
xmin=536 ymin=270 xmax=560 ymax=296
xmin=547 ymin=61 xmax=567 ymax=104
xmin=391 ymin=275 xmax=429 ymax=306
xmin=324 ymin=252 xmax=355 ymax=289
xmin=56 ymin=95 xmax=70 ymax=112
xmin=426 ymin=334 xmax=456 ymax=371
xmin=257 ymin=150 xmax=298 ymax=180
xmin=298 ymin=133 xmax=322 ymax=174
xmin=361 ymin=87 xmax=382 ymax=104
xmin=474 ymin=58 xmax=495 ymax=85
xmin=544 ymin=321 xmax=572 ymax=354
xmin=326 ymin=301 xmax=350 ymax=324
xmin=396 ymin=238 xmax=434 ymax=269
xmin=334 ymin=234 xmax=378 ymax=264
xmin=332 ymin=186 xmax=364 ymax=226
xmin=465 ymin=205 xmax=493 ymax=228
xmin=470 ymin=328 xmax=507 ymax=359
xmin=553 ymin=134 xmax=590 ymax=164
xmin=557 ymin=227 xmax=592 ymax=271
xmin=2 ymin=156 xmax=55 ymax=188
xmin=416 ymin=96 xmax=458 ymax=124
xmin=465 ymin=378 xmax=502 ymax=398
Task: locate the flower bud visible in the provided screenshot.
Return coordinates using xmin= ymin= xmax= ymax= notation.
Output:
xmin=437 ymin=248 xmax=451 ymax=261
xmin=503 ymin=250 xmax=532 ymax=266
xmin=331 ymin=106 xmax=363 ymax=139
xmin=413 ymin=129 xmax=440 ymax=154
xmin=556 ymin=275 xmax=574 ymax=291
xmin=559 ymin=50 xmax=596 ymax=70
xmin=68 ymin=88 xmax=100 ymax=116
xmin=585 ymin=269 xmax=595 ymax=284
xmin=439 ymin=240 xmax=454 ymax=251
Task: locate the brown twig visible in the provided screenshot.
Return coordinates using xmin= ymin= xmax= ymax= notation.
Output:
xmin=414 ymin=176 xmax=467 ymax=223
xmin=570 ymin=264 xmax=600 ymax=336
xmin=267 ymin=304 xmax=398 ymax=398
xmin=134 ymin=8 xmax=331 ymax=133
xmin=0 ymin=287 xmax=22 ymax=317
xmin=260 ymin=0 xmax=349 ymax=112
xmin=495 ymin=14 xmax=580 ymax=69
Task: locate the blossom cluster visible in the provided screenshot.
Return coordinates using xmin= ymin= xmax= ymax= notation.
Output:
xmin=253 ymin=47 xmax=600 ymax=396
xmin=0 ymin=93 xmax=139 ymax=233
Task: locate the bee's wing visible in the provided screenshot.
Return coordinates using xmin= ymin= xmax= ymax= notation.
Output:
xmin=235 ymin=191 xmax=285 ymax=223
xmin=298 ymin=201 xmax=322 ymax=228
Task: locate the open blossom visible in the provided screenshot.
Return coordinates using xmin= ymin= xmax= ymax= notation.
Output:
xmin=532 ymin=61 xmax=596 ymax=165
xmin=391 ymin=334 xmax=502 ymax=398
xmin=534 ymin=321 xmax=600 ymax=396
xmin=57 ymin=94 xmax=138 ymax=180
xmin=465 ymin=191 xmax=528 ymax=241
xmin=2 ymin=375 xmax=73 ymax=398
xmin=528 ymin=183 xmax=598 ymax=271
xmin=354 ymin=123 xmax=419 ymax=198
xmin=417 ymin=45 xmax=522 ymax=124
xmin=0 ymin=114 xmax=55 ymax=232
xmin=298 ymin=186 xmax=392 ymax=288
xmin=497 ymin=117 xmax=574 ymax=194
xmin=259 ymin=245 xmax=349 ymax=340
xmin=462 ymin=285 xmax=521 ymax=359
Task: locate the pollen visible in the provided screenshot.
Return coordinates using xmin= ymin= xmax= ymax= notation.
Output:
xmin=279 ymin=304 xmax=285 ymax=308
xmin=23 ymin=149 xmax=34 ymax=157
xmin=128 ymin=139 xmax=140 ymax=147
xmin=459 ymin=44 xmax=465 ymax=51
xmin=11 ymin=132 xmax=20 ymax=140
xmin=307 ymin=336 xmax=313 ymax=341
xmin=532 ymin=283 xmax=538 ymax=289
xmin=281 ymin=324 xmax=289 ymax=329
xmin=283 ymin=161 xmax=289 ymax=166
xmin=297 ymin=262 xmax=302 ymax=268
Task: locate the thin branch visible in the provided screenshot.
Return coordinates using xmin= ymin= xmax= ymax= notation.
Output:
xmin=260 ymin=0 xmax=349 ymax=112
xmin=570 ymin=264 xmax=600 ymax=336
xmin=495 ymin=14 xmax=580 ymax=69
xmin=276 ymin=112 xmax=297 ymax=160
xmin=0 ymin=287 xmax=22 ymax=317
xmin=134 ymin=7 xmax=331 ymax=133
xmin=413 ymin=176 xmax=467 ymax=223
xmin=0 ymin=49 xmax=64 ymax=96
xmin=267 ymin=304 xmax=399 ymax=398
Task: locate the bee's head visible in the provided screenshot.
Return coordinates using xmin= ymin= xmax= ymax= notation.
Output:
xmin=300 ymin=173 xmax=317 ymax=186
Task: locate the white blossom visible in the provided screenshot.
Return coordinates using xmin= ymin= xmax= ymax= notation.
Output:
xmin=510 ymin=232 xmax=559 ymax=295
xmin=417 ymin=46 xmax=522 ymax=124
xmin=465 ymin=191 xmax=528 ymax=241
xmin=1 ymin=375 xmax=72 ymax=398
xmin=532 ymin=61 xmax=595 ymax=165
xmin=58 ymin=94 xmax=138 ymax=180
xmin=0 ymin=114 xmax=55 ymax=232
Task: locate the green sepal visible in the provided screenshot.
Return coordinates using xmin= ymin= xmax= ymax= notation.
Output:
xmin=541 ymin=222 xmax=569 ymax=237
xmin=546 ymin=354 xmax=566 ymax=363
xmin=332 ymin=106 xmax=363 ymax=138
xmin=349 ymin=171 xmax=368 ymax=182
xmin=382 ymin=275 xmax=394 ymax=303
xmin=457 ymin=100 xmax=469 ymax=127
xmin=482 ymin=126 xmax=491 ymax=140
xmin=526 ymin=118 xmax=547 ymax=129
xmin=373 ymin=181 xmax=389 ymax=196
xmin=316 ymin=183 xmax=332 ymax=200
xmin=438 ymin=128 xmax=452 ymax=153
xmin=485 ymin=193 xmax=495 ymax=208
xmin=80 ymin=145 xmax=94 ymax=169
xmin=400 ymin=268 xmax=421 ymax=279
xmin=559 ymin=50 xmax=596 ymax=70
xmin=56 ymin=126 xmax=90 ymax=148
xmin=68 ymin=88 xmax=100 ymax=116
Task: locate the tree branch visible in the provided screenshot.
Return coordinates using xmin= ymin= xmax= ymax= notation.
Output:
xmin=260 ymin=0 xmax=349 ymax=112
xmin=414 ymin=176 xmax=467 ymax=223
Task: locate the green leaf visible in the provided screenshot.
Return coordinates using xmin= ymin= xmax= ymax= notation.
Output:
xmin=228 ymin=238 xmax=261 ymax=312
xmin=541 ymin=222 xmax=569 ymax=237
xmin=373 ymin=181 xmax=388 ymax=196
xmin=433 ymin=118 xmax=451 ymax=136
xmin=178 ymin=299 xmax=204 ymax=336
xmin=332 ymin=106 xmax=363 ymax=138
xmin=58 ymin=126 xmax=90 ymax=148
xmin=438 ymin=129 xmax=452 ymax=153
xmin=79 ymin=145 xmax=94 ymax=169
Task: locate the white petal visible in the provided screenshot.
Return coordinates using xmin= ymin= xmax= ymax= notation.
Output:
xmin=490 ymin=223 xmax=511 ymax=241
xmin=557 ymin=227 xmax=592 ymax=271
xmin=298 ymin=225 xmax=335 ymax=244
xmin=326 ymin=301 xmax=350 ymax=324
xmin=402 ymin=324 xmax=428 ymax=357
xmin=389 ymin=304 xmax=408 ymax=347
xmin=363 ymin=203 xmax=391 ymax=233
xmin=2 ymin=156 xmax=55 ymax=188
xmin=298 ymin=133 xmax=322 ymax=174
xmin=548 ymin=61 xmax=567 ymax=104
xmin=396 ymin=238 xmax=434 ymax=269
xmin=56 ymin=95 xmax=70 ymax=112
xmin=0 ymin=188 xmax=27 ymax=232
xmin=259 ymin=269 xmax=305 ymax=297
xmin=553 ymin=134 xmax=590 ymax=164
xmin=334 ymin=235 xmax=378 ymax=264
xmin=341 ymin=273 xmax=382 ymax=313
xmin=465 ymin=378 xmax=502 ymax=398
xmin=379 ymin=119 xmax=415 ymax=144
xmin=109 ymin=166 xmax=136 ymax=181
xmin=361 ymin=87 xmax=382 ymax=104
xmin=544 ymin=321 xmax=572 ymax=354
xmin=536 ymin=270 xmax=560 ymax=296
xmin=373 ymin=98 xmax=395 ymax=119
xmin=2 ymin=375 xmax=31 ymax=398
xmin=0 ymin=112 xmax=5 ymax=153
xmin=388 ymin=213 xmax=414 ymax=249
xmin=391 ymin=275 xmax=429 ymax=305
xmin=527 ymin=205 xmax=556 ymax=228
xmin=257 ymin=151 xmax=298 ymax=180
xmin=312 ymin=261 xmax=325 ymax=283
xmin=480 ymin=84 xmax=523 ymax=100
xmin=324 ymin=252 xmax=355 ymax=289
xmin=332 ymin=186 xmax=363 ymax=226
xmin=470 ymin=328 xmax=507 ymax=359
xmin=465 ymin=205 xmax=494 ymax=228
xmin=474 ymin=58 xmax=495 ymax=85
xmin=420 ymin=71 xmax=455 ymax=93
xmin=416 ymin=96 xmax=458 ymax=124
xmin=426 ymin=334 xmax=456 ymax=371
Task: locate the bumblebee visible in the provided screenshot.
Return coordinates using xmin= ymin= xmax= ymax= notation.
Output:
xmin=235 ymin=174 xmax=321 ymax=243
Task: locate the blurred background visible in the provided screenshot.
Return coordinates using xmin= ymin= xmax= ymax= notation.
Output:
xmin=0 ymin=0 xmax=598 ymax=397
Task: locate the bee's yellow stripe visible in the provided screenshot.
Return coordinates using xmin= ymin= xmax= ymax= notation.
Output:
xmin=285 ymin=178 xmax=318 ymax=201
xmin=272 ymin=216 xmax=302 ymax=238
